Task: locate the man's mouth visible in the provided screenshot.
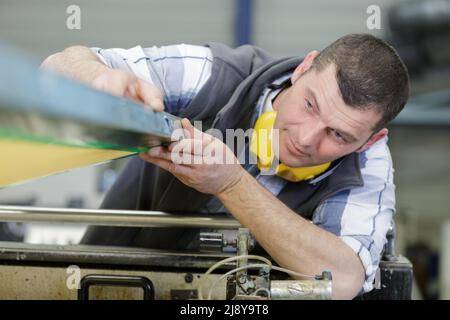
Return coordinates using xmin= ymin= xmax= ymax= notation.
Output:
xmin=286 ymin=135 xmax=309 ymax=158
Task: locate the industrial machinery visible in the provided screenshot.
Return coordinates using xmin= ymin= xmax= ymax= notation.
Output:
xmin=0 ymin=206 xmax=412 ymax=300
xmin=0 ymin=206 xmax=333 ymax=300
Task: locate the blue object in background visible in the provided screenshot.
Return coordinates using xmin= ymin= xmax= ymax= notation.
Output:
xmin=235 ymin=0 xmax=253 ymax=46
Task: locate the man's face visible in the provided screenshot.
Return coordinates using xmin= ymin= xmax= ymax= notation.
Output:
xmin=272 ymin=63 xmax=382 ymax=168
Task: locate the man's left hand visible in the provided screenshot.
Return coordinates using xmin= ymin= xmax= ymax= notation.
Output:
xmin=139 ymin=118 xmax=245 ymax=196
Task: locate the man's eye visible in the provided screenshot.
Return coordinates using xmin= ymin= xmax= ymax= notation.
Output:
xmin=304 ymin=99 xmax=313 ymax=110
xmin=331 ymin=129 xmax=345 ymax=141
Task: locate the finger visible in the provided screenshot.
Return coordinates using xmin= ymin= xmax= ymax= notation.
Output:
xmin=140 ymin=152 xmax=193 ymax=175
xmin=136 ymin=79 xmax=165 ymax=112
xmin=92 ymin=72 xmax=129 ymax=97
xmin=99 ymin=70 xmax=135 ymax=97
xmin=91 ymin=74 xmax=107 ymax=91
xmin=147 ymin=146 xmax=171 ymax=161
xmin=171 ymin=153 xmax=205 ymax=166
xmin=146 ymin=146 xmax=163 ymax=156
xmin=168 ymin=138 xmax=209 ymax=155
xmin=180 ymin=119 xmax=215 ymax=145
xmin=141 ymin=153 xmax=174 ymax=171
xmin=181 ymin=118 xmax=211 ymax=140
xmin=181 ymin=118 xmax=199 ymax=140
xmin=147 ymin=145 xmax=206 ymax=166
xmin=147 ymin=146 xmax=186 ymax=163
xmin=124 ymin=85 xmax=137 ymax=99
xmin=109 ymin=75 xmax=132 ymax=97
xmin=170 ymin=119 xmax=187 ymax=142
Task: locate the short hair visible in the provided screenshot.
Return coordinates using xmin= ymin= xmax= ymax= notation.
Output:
xmin=310 ymin=33 xmax=410 ymax=131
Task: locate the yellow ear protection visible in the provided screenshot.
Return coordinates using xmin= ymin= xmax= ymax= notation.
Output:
xmin=250 ymin=111 xmax=331 ymax=182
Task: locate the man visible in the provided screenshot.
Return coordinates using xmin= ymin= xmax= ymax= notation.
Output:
xmin=41 ymin=34 xmax=410 ymax=299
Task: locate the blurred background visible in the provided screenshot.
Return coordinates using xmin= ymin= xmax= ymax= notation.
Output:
xmin=0 ymin=0 xmax=449 ymax=299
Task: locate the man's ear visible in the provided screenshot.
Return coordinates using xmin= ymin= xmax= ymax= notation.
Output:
xmin=356 ymin=128 xmax=389 ymax=153
xmin=291 ymin=50 xmax=320 ymax=84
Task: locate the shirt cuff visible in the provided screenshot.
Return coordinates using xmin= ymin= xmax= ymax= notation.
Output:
xmin=90 ymin=47 xmax=110 ymax=67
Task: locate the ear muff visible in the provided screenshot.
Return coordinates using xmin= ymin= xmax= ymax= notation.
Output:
xmin=250 ymin=111 xmax=331 ymax=182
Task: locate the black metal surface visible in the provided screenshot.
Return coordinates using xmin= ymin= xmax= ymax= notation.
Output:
xmin=357 ymin=256 xmax=414 ymax=300
xmin=78 ymin=274 xmax=155 ymax=300
xmin=0 ymin=241 xmax=234 ymax=271
xmin=383 ymin=221 xmax=397 ymax=261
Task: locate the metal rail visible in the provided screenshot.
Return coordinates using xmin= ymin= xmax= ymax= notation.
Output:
xmin=0 ymin=205 xmax=241 ymax=229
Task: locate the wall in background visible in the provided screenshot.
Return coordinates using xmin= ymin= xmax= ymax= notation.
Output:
xmin=253 ymin=0 xmax=398 ymax=56
xmin=0 ymin=0 xmax=234 ymax=61
xmin=0 ymin=0 xmax=403 ymax=59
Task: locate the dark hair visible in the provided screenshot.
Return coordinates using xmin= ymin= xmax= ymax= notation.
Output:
xmin=311 ymin=33 xmax=410 ymax=131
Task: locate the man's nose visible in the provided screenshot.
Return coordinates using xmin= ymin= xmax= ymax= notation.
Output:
xmin=297 ymin=121 xmax=322 ymax=149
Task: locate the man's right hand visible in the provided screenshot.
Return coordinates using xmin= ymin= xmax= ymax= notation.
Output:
xmin=91 ymin=68 xmax=165 ymax=112
xmin=41 ymin=46 xmax=165 ymax=113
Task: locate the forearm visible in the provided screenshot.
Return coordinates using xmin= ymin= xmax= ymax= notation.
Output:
xmin=217 ymin=169 xmax=365 ymax=299
xmin=40 ymin=46 xmax=108 ymax=84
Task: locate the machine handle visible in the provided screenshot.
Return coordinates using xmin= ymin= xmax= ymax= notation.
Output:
xmin=78 ymin=274 xmax=155 ymax=300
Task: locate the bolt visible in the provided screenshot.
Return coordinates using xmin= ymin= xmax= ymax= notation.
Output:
xmin=238 ymin=274 xmax=247 ymax=284
xmin=184 ymin=273 xmax=194 ymax=283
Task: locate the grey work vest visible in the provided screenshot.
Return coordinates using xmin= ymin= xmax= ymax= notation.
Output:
xmin=81 ymin=43 xmax=363 ymax=248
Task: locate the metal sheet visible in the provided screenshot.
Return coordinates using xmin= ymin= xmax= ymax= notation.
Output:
xmin=0 ymin=43 xmax=180 ymax=187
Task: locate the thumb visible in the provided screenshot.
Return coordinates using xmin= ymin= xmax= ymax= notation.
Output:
xmin=181 ymin=118 xmax=198 ymax=139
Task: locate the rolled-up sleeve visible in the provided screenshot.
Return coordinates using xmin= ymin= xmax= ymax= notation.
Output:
xmin=90 ymin=44 xmax=212 ymax=116
xmin=312 ymin=136 xmax=395 ymax=293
